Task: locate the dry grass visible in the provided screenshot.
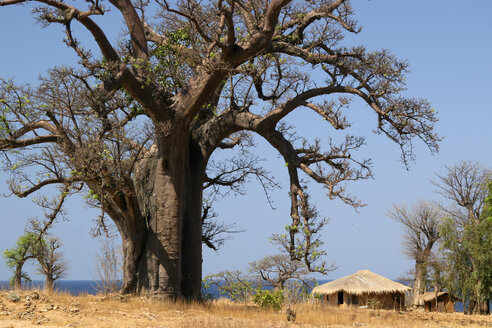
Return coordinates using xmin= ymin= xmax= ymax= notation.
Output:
xmin=0 ymin=289 xmax=491 ymax=328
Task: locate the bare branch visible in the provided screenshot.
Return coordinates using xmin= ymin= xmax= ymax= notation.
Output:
xmin=432 ymin=160 xmax=491 ymax=226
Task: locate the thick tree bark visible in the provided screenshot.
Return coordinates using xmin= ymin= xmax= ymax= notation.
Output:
xmin=130 ymin=133 xmax=185 ymax=297
xmin=101 ymin=134 xmax=205 ymax=299
xmin=117 ymin=212 xmax=148 ymax=294
xmin=413 ymin=259 xmax=427 ymax=307
xmin=14 ymin=263 xmax=23 ymax=290
xmin=115 ymin=126 xmax=207 ymax=299
xmin=470 ymin=292 xmax=491 ymax=315
xmin=181 ymin=140 xmax=207 ymax=299
xmin=45 ymin=276 xmax=54 ymax=292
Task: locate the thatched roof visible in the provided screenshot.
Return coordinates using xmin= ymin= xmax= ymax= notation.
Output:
xmin=312 ymin=270 xmax=412 ymax=296
xmin=418 ymin=291 xmax=450 ymax=302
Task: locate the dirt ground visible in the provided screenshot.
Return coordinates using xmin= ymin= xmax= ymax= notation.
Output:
xmin=0 ymin=290 xmax=491 ymax=328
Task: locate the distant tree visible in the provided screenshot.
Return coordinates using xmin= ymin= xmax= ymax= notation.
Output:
xmin=434 ymin=161 xmax=491 ymax=315
xmin=250 ymin=197 xmax=335 ymax=290
xmin=438 ymin=182 xmax=492 ymax=315
xmin=206 ymin=202 xmax=334 ymax=305
xmin=439 ymin=214 xmax=492 ymax=315
xmin=269 ymin=195 xmax=334 ymax=274
xmin=2 ymin=232 xmax=44 ymax=290
xmin=202 ymin=270 xmax=255 ymax=302
xmin=387 ymin=200 xmax=441 ymax=306
xmin=249 ymin=254 xmax=308 ymax=290
xmin=94 ymin=236 xmax=122 ymax=294
xmin=0 ymin=0 xmax=441 ymax=299
xmin=35 ymin=237 xmax=68 ymax=292
xmin=433 ymin=160 xmax=491 ymax=227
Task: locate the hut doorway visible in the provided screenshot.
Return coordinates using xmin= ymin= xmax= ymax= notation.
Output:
xmin=338 ymin=291 xmax=344 ymax=305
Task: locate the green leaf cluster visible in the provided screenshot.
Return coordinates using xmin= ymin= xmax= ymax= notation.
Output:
xmin=2 ymin=232 xmax=44 ymax=268
xmin=202 ymin=271 xmax=255 ymax=302
xmin=3 ymin=232 xmax=46 ymax=286
xmin=439 ymin=182 xmax=492 ymax=310
xmin=252 ymin=288 xmax=284 ymax=310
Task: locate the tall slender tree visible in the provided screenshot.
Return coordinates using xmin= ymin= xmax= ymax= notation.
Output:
xmin=387 ymin=200 xmax=441 ymax=306
xmin=0 ymin=0 xmax=440 ymax=298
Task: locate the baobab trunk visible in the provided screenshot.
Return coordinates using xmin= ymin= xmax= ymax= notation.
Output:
xmin=130 ymin=133 xmax=186 ymax=297
xmin=120 ymin=126 xmax=206 ymax=299
xmin=413 ymin=260 xmax=427 ymax=307
xmin=181 ymin=141 xmax=207 ymax=299
xmin=107 ymin=128 xmax=206 ymax=299
xmin=14 ymin=263 xmax=23 ymax=290
xmin=45 ymin=276 xmax=54 ymax=292
xmin=114 ymin=205 xmax=148 ymax=294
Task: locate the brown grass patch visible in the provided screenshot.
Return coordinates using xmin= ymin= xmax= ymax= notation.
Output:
xmin=0 ymin=290 xmax=490 ymax=328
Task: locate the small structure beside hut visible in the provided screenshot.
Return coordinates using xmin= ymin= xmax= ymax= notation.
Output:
xmin=312 ymin=269 xmax=411 ymax=310
xmin=418 ymin=291 xmax=455 ymax=313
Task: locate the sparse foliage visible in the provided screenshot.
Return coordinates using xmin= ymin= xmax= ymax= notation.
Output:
xmin=270 ymin=195 xmax=335 ymax=275
xmin=387 ymin=200 xmax=441 ymax=306
xmin=36 ymin=237 xmax=68 ymax=292
xmin=249 ymin=254 xmax=309 ymax=290
xmin=202 ymin=271 xmax=255 ymax=302
xmin=433 ymin=160 xmax=491 ymax=227
xmin=94 ymin=237 xmax=122 ymax=294
xmin=0 ymin=0 xmax=440 ymax=298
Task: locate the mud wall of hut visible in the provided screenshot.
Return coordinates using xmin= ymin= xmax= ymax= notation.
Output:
xmin=322 ymin=291 xmax=406 ymax=310
xmin=424 ymin=295 xmax=454 ymax=313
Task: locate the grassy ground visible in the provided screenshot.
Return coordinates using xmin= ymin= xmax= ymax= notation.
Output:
xmin=0 ymin=290 xmax=491 ymax=328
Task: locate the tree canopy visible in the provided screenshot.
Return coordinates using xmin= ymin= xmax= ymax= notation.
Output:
xmin=0 ymin=0 xmax=440 ymax=298
xmin=2 ymin=232 xmax=44 ymax=289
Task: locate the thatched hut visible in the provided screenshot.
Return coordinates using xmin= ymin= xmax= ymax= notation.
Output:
xmin=312 ymin=270 xmax=411 ymax=310
xmin=418 ymin=291 xmax=455 ymax=313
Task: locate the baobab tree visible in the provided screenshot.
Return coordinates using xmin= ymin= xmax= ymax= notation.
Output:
xmin=0 ymin=0 xmax=440 ymax=299
xmin=387 ymin=200 xmax=442 ymax=306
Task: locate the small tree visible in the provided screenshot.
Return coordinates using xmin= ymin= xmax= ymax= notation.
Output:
xmin=36 ymin=237 xmax=68 ymax=292
xmin=250 ymin=199 xmax=335 ymax=306
xmin=2 ymin=232 xmax=44 ymax=290
xmin=270 ymin=195 xmax=334 ymax=275
xmin=249 ymin=254 xmax=309 ymax=290
xmin=94 ymin=237 xmax=122 ymax=294
xmin=202 ymin=270 xmax=255 ymax=302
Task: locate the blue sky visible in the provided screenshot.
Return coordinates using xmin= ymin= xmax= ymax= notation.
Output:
xmin=0 ymin=0 xmax=491 ymax=281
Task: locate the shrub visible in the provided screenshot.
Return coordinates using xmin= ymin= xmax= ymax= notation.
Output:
xmin=252 ymin=288 xmax=284 ymax=310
